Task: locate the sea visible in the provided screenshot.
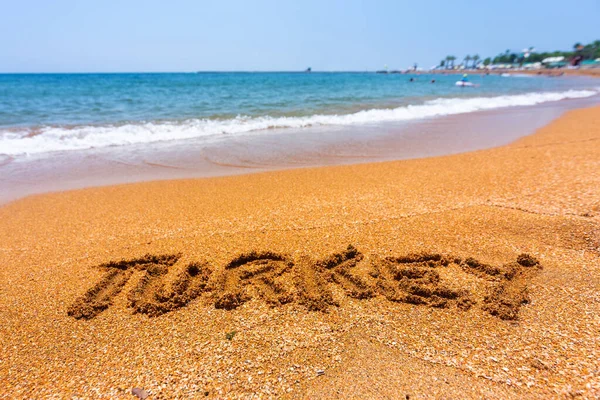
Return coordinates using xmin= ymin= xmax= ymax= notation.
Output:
xmin=1 ymin=72 xmax=599 ymax=202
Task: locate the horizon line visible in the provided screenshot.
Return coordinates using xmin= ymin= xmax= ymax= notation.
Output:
xmin=0 ymin=70 xmax=422 ymax=74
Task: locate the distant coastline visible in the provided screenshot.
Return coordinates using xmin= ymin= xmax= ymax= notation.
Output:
xmin=2 ymin=69 xmax=599 ymax=77
xmin=424 ymin=68 xmax=600 ymax=78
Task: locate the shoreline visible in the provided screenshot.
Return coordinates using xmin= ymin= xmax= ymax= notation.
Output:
xmin=426 ymin=67 xmax=600 ymax=78
xmin=1 ymin=104 xmax=599 ymax=398
xmin=2 ymin=92 xmax=599 ymax=205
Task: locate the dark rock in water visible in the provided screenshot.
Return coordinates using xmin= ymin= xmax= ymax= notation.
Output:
xmin=132 ymin=387 xmax=149 ymax=399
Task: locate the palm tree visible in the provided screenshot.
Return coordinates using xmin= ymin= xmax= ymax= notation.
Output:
xmin=464 ymin=55 xmax=471 ymax=69
xmin=449 ymin=55 xmax=456 ymax=69
xmin=573 ymin=42 xmax=582 ymax=51
xmin=472 ymin=54 xmax=480 ymax=69
xmin=445 ymin=55 xmax=454 ymax=69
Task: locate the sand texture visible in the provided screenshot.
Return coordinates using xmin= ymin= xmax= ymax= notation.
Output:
xmin=1 ymin=106 xmax=599 ymax=399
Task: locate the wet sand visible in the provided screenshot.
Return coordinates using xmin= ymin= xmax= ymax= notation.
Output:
xmin=509 ymin=68 xmax=600 ymax=78
xmin=2 ymin=93 xmax=598 ymax=205
xmin=0 ymin=106 xmax=599 ymax=399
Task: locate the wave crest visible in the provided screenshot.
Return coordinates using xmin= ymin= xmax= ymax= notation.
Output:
xmin=0 ymin=89 xmax=597 ymax=156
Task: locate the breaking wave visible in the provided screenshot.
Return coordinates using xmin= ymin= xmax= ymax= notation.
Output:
xmin=0 ymin=89 xmax=597 ymax=156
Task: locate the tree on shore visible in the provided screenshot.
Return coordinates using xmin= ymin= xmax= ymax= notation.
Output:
xmin=440 ymin=39 xmax=599 ymax=69
xmin=580 ymin=42 xmax=600 ymax=60
xmin=445 ymin=55 xmax=456 ymax=69
xmin=463 ymin=55 xmax=471 ymax=68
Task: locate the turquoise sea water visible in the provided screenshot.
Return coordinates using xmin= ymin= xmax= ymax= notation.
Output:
xmin=0 ymin=72 xmax=598 ymax=156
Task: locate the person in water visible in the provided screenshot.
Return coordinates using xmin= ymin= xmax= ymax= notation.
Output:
xmin=461 ymin=74 xmax=469 ymax=82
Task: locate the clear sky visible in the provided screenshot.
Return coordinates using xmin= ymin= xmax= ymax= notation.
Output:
xmin=2 ymin=0 xmax=598 ymax=72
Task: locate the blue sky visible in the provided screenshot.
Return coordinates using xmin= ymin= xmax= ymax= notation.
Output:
xmin=2 ymin=0 xmax=598 ymax=72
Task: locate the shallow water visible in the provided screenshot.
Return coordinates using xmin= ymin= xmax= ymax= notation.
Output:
xmin=0 ymin=72 xmax=599 ymax=203
xmin=0 ymin=72 xmax=598 ymax=155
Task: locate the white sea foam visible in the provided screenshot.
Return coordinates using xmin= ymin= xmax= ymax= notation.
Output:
xmin=0 ymin=89 xmax=597 ymax=156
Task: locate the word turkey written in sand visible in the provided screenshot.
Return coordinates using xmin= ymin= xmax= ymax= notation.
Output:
xmin=67 ymin=245 xmax=541 ymax=321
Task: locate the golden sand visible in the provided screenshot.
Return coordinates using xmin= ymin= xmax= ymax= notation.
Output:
xmin=1 ymin=106 xmax=599 ymax=399
xmin=514 ymin=69 xmax=600 ymax=78
xmin=429 ymin=68 xmax=600 ymax=77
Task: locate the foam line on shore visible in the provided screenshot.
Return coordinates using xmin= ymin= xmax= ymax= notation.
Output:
xmin=0 ymin=89 xmax=597 ymax=156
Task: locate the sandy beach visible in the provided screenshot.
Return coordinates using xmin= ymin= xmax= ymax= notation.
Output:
xmin=513 ymin=68 xmax=600 ymax=77
xmin=428 ymin=68 xmax=600 ymax=78
xmin=1 ymin=105 xmax=599 ymax=398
